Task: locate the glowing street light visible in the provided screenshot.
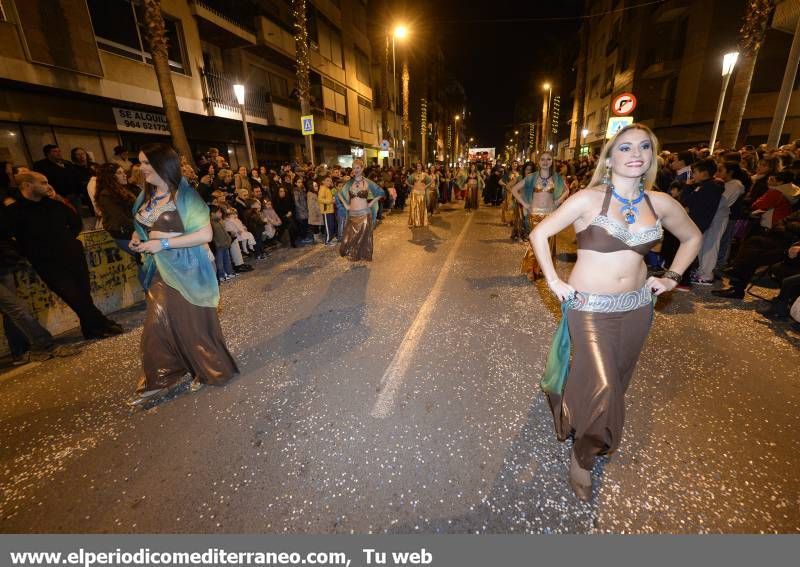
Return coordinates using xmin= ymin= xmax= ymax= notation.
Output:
xmin=542 ymin=82 xmax=553 ymax=152
xmin=394 ymin=25 xmax=408 ymax=39
xmin=233 ymin=83 xmax=254 ymax=168
xmin=389 ymin=24 xmax=410 ymax=161
xmin=708 ymin=51 xmax=739 ymax=150
xmin=581 ymin=128 xmax=589 ymax=139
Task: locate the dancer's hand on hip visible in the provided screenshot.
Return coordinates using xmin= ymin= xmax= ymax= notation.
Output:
xmin=647 ymin=276 xmax=677 ymax=296
xmin=548 ymin=278 xmax=576 ymax=302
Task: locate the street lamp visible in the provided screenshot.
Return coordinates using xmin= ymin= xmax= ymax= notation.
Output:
xmin=542 ymin=82 xmax=553 ymax=152
xmin=233 ymin=83 xmax=254 ymax=169
xmin=391 ymin=24 xmax=409 ymax=160
xmin=454 ymin=114 xmax=461 ymax=160
xmin=709 ymin=51 xmax=739 ymax=151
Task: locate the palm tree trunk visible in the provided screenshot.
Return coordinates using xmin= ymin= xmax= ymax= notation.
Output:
xmin=142 ymin=0 xmax=193 ymax=161
xmin=719 ymin=51 xmax=758 ymax=149
xmin=292 ymin=0 xmax=314 ymax=165
xmin=718 ymin=0 xmax=775 ymax=149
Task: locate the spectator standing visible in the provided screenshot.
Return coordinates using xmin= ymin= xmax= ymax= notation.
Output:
xmin=273 ymin=185 xmax=298 ymax=247
xmin=318 ymin=175 xmax=336 ymax=246
xmin=292 ymin=176 xmax=311 ymax=243
xmin=111 ymin=146 xmax=133 ymax=172
xmin=33 ymin=144 xmax=84 ymax=214
xmin=234 ymin=165 xmax=252 ymax=194
xmin=7 ymin=171 xmax=124 ymax=339
xmin=685 ymin=159 xmax=723 ymax=286
xmin=307 ymin=179 xmax=323 ymax=242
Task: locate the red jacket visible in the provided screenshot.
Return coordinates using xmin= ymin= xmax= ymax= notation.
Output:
xmin=753 ymin=188 xmax=793 ymax=227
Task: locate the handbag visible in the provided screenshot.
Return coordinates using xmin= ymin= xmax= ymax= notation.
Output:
xmin=540 ymin=300 xmax=572 ymax=396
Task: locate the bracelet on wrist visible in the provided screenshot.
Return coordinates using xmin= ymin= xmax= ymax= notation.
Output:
xmin=547 ymin=277 xmax=560 ymax=285
xmin=662 ymin=270 xmax=682 ymax=284
xmin=160 ymin=238 xmax=171 ymax=251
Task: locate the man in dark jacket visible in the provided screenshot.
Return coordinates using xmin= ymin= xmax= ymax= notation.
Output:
xmin=0 ymin=205 xmax=82 ymax=363
xmin=684 ymin=158 xmax=723 ymax=234
xmin=6 ymin=172 xmax=123 ymax=339
xmin=32 ymin=144 xmax=84 ymax=213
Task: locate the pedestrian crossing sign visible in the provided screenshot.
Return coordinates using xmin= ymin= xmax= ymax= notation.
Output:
xmin=301 ymin=115 xmax=314 ymax=136
xmin=605 ymin=116 xmax=634 ymax=139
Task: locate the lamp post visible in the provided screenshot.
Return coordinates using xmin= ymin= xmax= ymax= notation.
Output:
xmin=542 ymin=82 xmax=552 ymax=153
xmin=581 ymin=128 xmax=589 ymax=155
xmin=391 ymin=24 xmax=408 ymax=163
xmin=454 ymin=114 xmax=461 ymax=163
xmin=709 ymin=52 xmax=738 ymax=151
xmin=233 ymin=84 xmax=254 ymax=169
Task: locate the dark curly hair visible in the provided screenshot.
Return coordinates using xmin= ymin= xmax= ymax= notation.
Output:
xmin=95 ymin=162 xmax=136 ymax=206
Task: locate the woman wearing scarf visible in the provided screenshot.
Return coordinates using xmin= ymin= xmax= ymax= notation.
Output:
xmin=128 ymin=143 xmax=237 ymax=406
xmin=337 ymin=159 xmax=384 ymax=261
xmin=513 ymin=151 xmax=567 ymax=281
xmin=408 ymin=162 xmax=432 ymax=228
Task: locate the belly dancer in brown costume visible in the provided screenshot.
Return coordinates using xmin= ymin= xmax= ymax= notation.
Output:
xmin=530 ymin=124 xmax=701 ymax=500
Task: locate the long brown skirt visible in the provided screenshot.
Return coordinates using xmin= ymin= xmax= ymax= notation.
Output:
xmin=340 ymin=211 xmax=373 ymax=261
xmin=408 ymin=191 xmax=428 ymax=227
xmin=465 ymin=184 xmax=479 ymax=210
xmin=427 ymin=188 xmax=438 ymax=216
xmin=520 ymin=213 xmax=555 ymax=280
xmin=138 ymin=276 xmax=238 ymax=393
xmin=548 ymin=302 xmax=653 ymax=470
xmin=509 ymin=203 xmax=525 ymax=239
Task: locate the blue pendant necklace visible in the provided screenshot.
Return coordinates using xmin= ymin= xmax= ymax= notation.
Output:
xmin=610 ymin=184 xmax=644 ymax=225
xmin=145 ymin=190 xmax=169 ymax=212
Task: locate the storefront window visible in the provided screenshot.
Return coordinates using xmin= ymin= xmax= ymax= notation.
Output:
xmin=21 ymin=125 xmax=57 ymax=163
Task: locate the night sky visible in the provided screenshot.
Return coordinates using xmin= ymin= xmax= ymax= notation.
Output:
xmin=376 ymin=0 xmax=583 ymax=149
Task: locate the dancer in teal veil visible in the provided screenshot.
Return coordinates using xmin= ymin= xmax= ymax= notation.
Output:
xmin=337 ymin=158 xmax=384 ymax=261
xmin=129 ymin=143 xmax=237 ymax=405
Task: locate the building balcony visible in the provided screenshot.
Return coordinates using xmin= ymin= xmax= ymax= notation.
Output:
xmin=641 ymin=59 xmax=680 ymax=79
xmin=200 ymin=68 xmax=299 ymax=128
xmin=190 ymin=0 xmax=257 ymax=48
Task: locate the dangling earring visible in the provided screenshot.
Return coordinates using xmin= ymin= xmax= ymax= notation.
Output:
xmin=638 ymin=176 xmax=645 ymax=193
xmin=602 ymin=161 xmax=611 ymax=185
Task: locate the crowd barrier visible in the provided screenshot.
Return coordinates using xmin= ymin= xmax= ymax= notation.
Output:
xmin=0 ymin=230 xmax=144 ymax=357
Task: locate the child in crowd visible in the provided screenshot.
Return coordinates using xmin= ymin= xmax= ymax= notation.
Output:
xmin=223 ymin=208 xmax=257 ymax=256
xmin=260 ymin=198 xmax=283 ymax=246
xmin=318 ymin=175 xmax=336 ymax=246
xmin=306 ymin=179 xmax=323 ymax=243
xmin=210 ymin=205 xmax=236 ymax=282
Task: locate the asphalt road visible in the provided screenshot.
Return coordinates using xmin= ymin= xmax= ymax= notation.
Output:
xmin=1 ymin=203 xmax=798 ymax=533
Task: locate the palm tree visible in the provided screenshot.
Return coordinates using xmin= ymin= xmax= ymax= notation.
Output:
xmin=719 ymin=0 xmax=776 ymax=149
xmin=142 ymin=0 xmax=193 ymax=161
xmin=292 ymin=0 xmax=314 ymax=165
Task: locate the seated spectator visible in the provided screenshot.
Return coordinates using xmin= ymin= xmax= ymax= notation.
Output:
xmin=241 ymin=200 xmax=267 ymax=259
xmin=713 ymin=210 xmax=800 ymax=299
xmin=759 ymin=245 xmax=800 ymax=320
xmin=260 ymin=198 xmax=282 ymax=246
xmin=6 ymin=171 xmax=124 ymax=339
xmin=234 ymin=165 xmax=252 ymax=194
xmin=751 ymin=171 xmax=798 ymax=231
xmin=223 ymin=208 xmax=256 ymax=256
xmin=233 ymin=187 xmax=250 ymax=217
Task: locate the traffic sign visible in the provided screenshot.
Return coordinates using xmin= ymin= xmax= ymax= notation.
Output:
xmin=380 ymin=139 xmax=390 ymax=151
xmin=606 ymin=116 xmax=634 ymax=138
xmin=301 ymin=115 xmax=314 ymax=135
xmin=612 ymin=92 xmax=637 ymax=116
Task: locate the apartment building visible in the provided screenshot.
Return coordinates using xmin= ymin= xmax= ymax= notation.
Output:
xmin=570 ymin=0 xmax=800 ymax=153
xmin=0 ymin=0 xmax=379 ymax=168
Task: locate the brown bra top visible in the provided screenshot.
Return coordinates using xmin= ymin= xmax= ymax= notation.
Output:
xmin=576 ymin=189 xmax=663 ymax=256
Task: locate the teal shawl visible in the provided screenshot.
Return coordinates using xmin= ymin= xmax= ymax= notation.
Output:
xmin=133 ymin=179 xmax=219 ymax=308
xmin=336 ymin=177 xmax=385 ymax=221
xmin=521 ymin=171 xmax=566 ymax=204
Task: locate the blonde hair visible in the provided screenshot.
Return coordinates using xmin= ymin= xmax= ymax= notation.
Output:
xmin=128 ymin=164 xmax=145 ymax=188
xmin=588 ymin=123 xmax=659 ymax=190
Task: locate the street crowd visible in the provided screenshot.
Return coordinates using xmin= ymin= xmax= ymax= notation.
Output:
xmin=1 ymin=136 xmax=799 ymax=366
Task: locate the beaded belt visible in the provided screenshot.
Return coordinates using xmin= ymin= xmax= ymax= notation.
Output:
xmin=569 ymin=284 xmax=653 ymax=313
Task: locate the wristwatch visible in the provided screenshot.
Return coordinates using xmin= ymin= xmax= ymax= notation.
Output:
xmin=160 ymin=238 xmax=171 ymax=251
